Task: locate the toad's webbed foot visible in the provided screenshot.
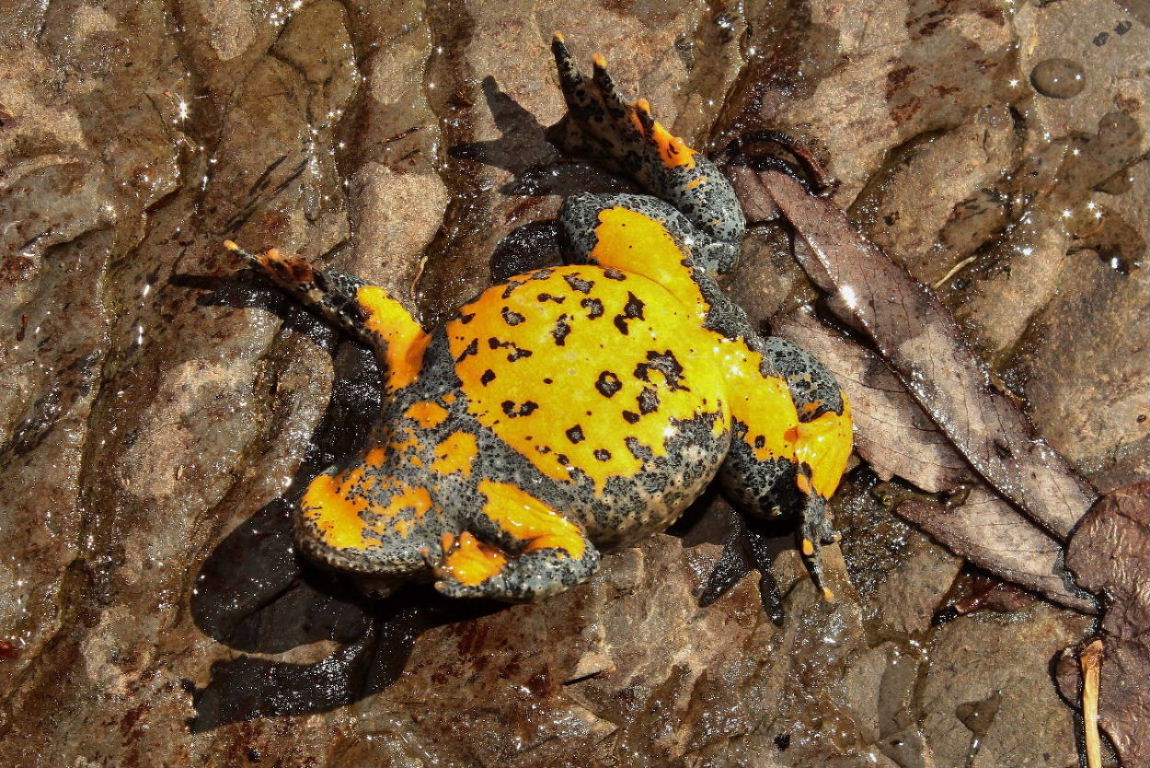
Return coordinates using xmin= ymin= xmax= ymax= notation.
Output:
xmin=550 ymin=34 xmax=744 ymax=252
xmin=798 ymin=491 xmax=841 ymax=602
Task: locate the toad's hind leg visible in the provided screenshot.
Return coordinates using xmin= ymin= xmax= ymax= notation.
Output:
xmin=550 ymin=34 xmax=744 ymax=261
xmin=431 ymin=480 xmax=600 ymax=602
xmin=225 ymin=241 xmax=429 ymax=392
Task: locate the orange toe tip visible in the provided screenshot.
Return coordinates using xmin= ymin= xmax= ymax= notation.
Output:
xmin=553 ymin=31 xmax=565 ymax=43
xmin=801 ymin=539 xmax=815 ymax=556
xmin=223 ymin=239 xmax=240 ymax=251
xmin=592 ymin=52 xmax=607 ymax=68
xmin=822 ymin=587 xmax=836 ymax=602
xmin=635 ymin=98 xmax=651 ymax=112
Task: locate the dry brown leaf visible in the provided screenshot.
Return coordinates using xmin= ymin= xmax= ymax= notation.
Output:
xmin=896 ymin=487 xmax=1095 ymax=613
xmin=755 ymin=170 xmax=1097 ymax=540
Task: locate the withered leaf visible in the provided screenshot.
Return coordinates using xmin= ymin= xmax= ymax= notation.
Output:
xmin=896 ymin=487 xmax=1095 ymax=613
xmin=1059 ymin=482 xmax=1150 ymax=768
xmin=758 ymin=170 xmax=1096 ymax=540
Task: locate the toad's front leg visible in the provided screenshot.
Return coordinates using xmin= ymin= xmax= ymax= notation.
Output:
xmin=225 ymin=241 xmax=429 ymax=393
xmin=718 ymin=336 xmax=853 ymax=601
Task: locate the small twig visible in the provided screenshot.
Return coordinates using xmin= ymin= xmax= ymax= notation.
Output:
xmin=1080 ymin=639 xmax=1104 ymax=768
xmin=932 ymin=255 xmax=977 ymax=290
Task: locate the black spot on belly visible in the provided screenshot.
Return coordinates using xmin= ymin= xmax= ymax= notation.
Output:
xmin=594 ymin=448 xmax=612 ymax=461
xmin=537 ymin=292 xmax=566 ymax=304
xmin=488 ymin=337 xmax=534 ymax=362
xmin=563 ymin=274 xmax=594 ymax=293
xmin=603 ymin=268 xmax=627 ymax=281
xmin=634 ymin=350 xmax=688 ymax=391
xmin=581 ymin=297 xmax=604 ymax=319
xmin=638 ymin=387 xmax=660 ymax=414
xmin=481 ymin=369 xmax=496 ymax=385
xmin=501 ymin=400 xmax=539 ymax=418
xmin=501 ymin=307 xmax=525 ymax=326
xmin=595 ymin=371 xmax=622 ymax=398
xmin=459 ymin=312 xmax=476 ymax=324
xmin=754 ymin=435 xmax=765 ymax=449
xmin=624 ymin=292 xmax=645 ymax=319
xmin=552 ymin=315 xmax=571 ymax=346
xmin=565 ymin=425 xmax=585 ymax=444
xmin=456 ymin=338 xmax=479 ymax=362
xmin=612 ymin=292 xmax=646 ymax=335
xmin=622 ymin=410 xmax=640 ymax=424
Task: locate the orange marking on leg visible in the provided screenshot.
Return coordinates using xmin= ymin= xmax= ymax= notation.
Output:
xmin=650 ymin=122 xmax=698 ymax=169
xmin=301 ymin=474 xmax=370 ymax=550
xmin=441 ymin=532 xmax=509 ymax=587
xmin=717 ymin=342 xmax=801 ymax=462
xmin=433 ymin=432 xmax=479 ymax=476
xmin=590 ymin=208 xmax=707 ymax=312
xmin=301 ymin=471 xmax=432 ymax=552
xmin=686 ymin=176 xmax=709 ymax=190
xmin=632 ymin=99 xmax=654 ymax=135
xmin=405 ymin=400 xmax=449 ymax=428
xmin=797 ymin=474 xmax=812 ymax=495
xmin=629 ymin=110 xmax=646 ymax=135
xmin=479 ymin=480 xmax=585 ymax=559
xmin=356 ymin=285 xmax=430 ymax=391
xmin=388 ymin=429 xmax=423 ymax=455
xmin=799 ymin=400 xmax=825 ymax=418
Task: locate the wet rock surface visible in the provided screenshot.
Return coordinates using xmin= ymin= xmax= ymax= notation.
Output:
xmin=0 ymin=1 xmax=1145 ymax=766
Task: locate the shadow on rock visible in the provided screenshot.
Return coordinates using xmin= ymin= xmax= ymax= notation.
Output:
xmin=448 ymin=75 xmax=633 ymax=199
xmin=190 ymin=506 xmax=498 ymax=730
xmin=185 ymin=271 xmax=503 ymax=730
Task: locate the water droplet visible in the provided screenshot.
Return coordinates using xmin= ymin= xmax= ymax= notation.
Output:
xmin=1030 ymin=58 xmax=1085 ymax=99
